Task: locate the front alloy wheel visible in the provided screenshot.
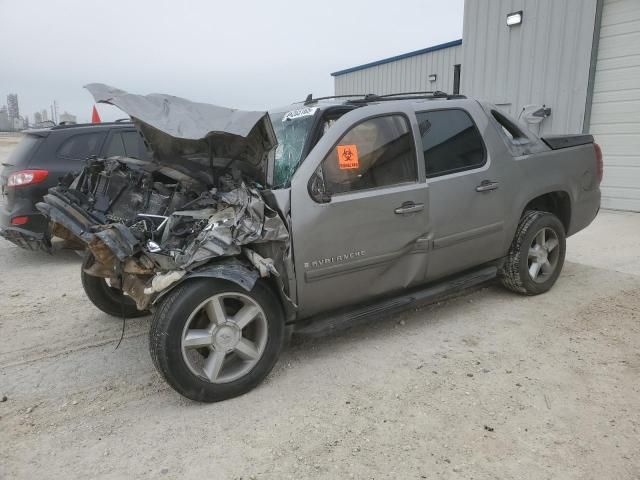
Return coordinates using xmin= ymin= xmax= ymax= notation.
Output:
xmin=181 ymin=292 xmax=269 ymax=384
xmin=149 ymin=278 xmax=285 ymax=402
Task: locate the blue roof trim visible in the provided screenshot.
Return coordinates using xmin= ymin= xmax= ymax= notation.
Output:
xmin=331 ymin=39 xmax=463 ymax=77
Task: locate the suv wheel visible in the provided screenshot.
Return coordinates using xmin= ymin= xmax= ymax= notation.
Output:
xmin=81 ymin=253 xmax=147 ymax=318
xmin=500 ymin=210 xmax=566 ymax=295
xmin=149 ymin=278 xmax=285 ymax=402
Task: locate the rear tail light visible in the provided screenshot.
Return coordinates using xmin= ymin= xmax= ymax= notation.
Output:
xmin=594 ymin=143 xmax=603 ymax=184
xmin=7 ymin=169 xmax=49 ymax=187
xmin=11 ymin=216 xmax=29 ymax=226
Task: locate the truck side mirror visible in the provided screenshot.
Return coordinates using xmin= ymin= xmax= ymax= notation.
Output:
xmin=309 ymin=167 xmax=331 ymax=204
xmin=316 ymin=191 xmax=332 ymax=203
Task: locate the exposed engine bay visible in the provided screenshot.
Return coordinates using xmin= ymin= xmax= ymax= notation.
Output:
xmin=37 ymin=84 xmax=291 ymax=311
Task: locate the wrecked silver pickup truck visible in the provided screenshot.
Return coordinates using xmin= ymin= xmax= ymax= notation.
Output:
xmin=40 ymin=85 xmax=601 ymax=402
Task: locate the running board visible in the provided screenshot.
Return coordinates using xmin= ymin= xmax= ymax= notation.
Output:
xmin=293 ymin=266 xmax=498 ymax=338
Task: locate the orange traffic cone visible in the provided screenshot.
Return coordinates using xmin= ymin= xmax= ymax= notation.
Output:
xmin=91 ymin=105 xmax=102 ymax=123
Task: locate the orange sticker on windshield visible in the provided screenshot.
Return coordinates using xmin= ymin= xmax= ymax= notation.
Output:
xmin=337 ymin=144 xmax=359 ymax=169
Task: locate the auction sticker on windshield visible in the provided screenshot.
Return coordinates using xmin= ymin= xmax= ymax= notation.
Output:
xmin=282 ymin=107 xmax=318 ymax=122
xmin=337 ymin=144 xmax=359 ymax=169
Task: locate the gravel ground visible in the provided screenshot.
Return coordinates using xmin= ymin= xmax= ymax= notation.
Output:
xmin=1 ymin=136 xmax=639 ymax=479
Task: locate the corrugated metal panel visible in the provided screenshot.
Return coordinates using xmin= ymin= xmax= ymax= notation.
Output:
xmin=334 ymin=44 xmax=463 ymax=96
xmin=589 ymin=0 xmax=640 ymax=212
xmin=460 ymin=0 xmax=598 ymax=135
xmin=331 ymin=40 xmax=463 ymax=76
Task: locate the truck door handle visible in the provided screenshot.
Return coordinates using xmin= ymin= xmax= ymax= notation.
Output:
xmin=476 ymin=180 xmax=499 ymax=192
xmin=394 ymin=202 xmax=424 ymax=214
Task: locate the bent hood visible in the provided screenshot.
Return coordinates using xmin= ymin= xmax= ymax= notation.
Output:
xmin=85 ymin=83 xmax=277 ymax=185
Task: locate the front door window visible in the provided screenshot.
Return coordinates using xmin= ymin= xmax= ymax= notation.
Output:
xmin=318 ymin=115 xmax=417 ymax=196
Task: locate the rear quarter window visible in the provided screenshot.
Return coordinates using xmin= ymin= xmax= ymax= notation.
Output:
xmin=57 ymin=132 xmax=106 ymax=160
xmin=4 ymin=135 xmax=43 ymax=167
xmin=103 ymin=133 xmax=126 ymax=157
xmin=122 ymin=131 xmax=147 ymax=159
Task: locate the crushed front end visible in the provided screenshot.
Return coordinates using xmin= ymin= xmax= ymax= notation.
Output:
xmin=37 ymin=84 xmax=290 ymax=311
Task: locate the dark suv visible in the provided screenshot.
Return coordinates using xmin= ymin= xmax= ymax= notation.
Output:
xmin=0 ymin=121 xmax=149 ymax=250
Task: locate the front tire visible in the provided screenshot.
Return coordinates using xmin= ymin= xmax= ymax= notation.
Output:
xmin=149 ymin=278 xmax=285 ymax=402
xmin=500 ymin=210 xmax=566 ymax=295
xmin=81 ymin=253 xmax=147 ymax=318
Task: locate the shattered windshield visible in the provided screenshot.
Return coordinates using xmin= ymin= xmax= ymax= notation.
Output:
xmin=270 ymin=107 xmax=318 ymax=188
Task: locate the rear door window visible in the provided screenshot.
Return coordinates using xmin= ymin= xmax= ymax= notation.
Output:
xmin=320 ymin=115 xmax=417 ymax=195
xmin=57 ymin=132 xmax=106 ymax=161
xmin=416 ymin=109 xmax=485 ymax=178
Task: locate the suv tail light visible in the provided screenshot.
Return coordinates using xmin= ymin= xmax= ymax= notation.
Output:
xmin=594 ymin=143 xmax=603 ymax=185
xmin=7 ymin=169 xmax=49 ymax=187
xmin=11 ymin=216 xmax=29 ymax=226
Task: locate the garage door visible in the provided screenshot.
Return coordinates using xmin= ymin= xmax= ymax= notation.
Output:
xmin=589 ymin=0 xmax=640 ymax=211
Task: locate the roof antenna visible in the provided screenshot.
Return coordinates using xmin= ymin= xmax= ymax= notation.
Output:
xmin=304 ymin=93 xmax=313 ymax=105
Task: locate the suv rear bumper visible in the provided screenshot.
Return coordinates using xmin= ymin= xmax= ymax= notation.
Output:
xmin=0 ymin=225 xmax=49 ymax=251
xmin=0 ymin=196 xmax=50 ymax=250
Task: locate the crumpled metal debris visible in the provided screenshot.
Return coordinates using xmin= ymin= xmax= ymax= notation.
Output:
xmin=172 ymin=182 xmax=288 ymax=269
xmin=94 ymin=224 xmax=140 ymax=261
xmin=242 ymin=248 xmax=279 ymax=278
xmin=38 ymin=83 xmax=292 ymax=311
xmin=144 ymin=270 xmax=186 ymax=295
xmin=39 ymin=156 xmax=290 ymax=309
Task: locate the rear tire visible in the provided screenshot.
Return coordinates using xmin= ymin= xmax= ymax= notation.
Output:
xmin=81 ymin=253 xmax=147 ymax=318
xmin=500 ymin=210 xmax=566 ymax=295
xmin=149 ymin=278 xmax=285 ymax=402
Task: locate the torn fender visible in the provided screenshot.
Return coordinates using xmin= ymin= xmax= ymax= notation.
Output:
xmin=151 ymin=259 xmax=260 ymax=305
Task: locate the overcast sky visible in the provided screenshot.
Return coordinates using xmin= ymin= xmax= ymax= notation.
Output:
xmin=0 ymin=0 xmax=463 ymax=123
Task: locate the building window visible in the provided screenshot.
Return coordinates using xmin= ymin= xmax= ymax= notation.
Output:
xmin=453 ymin=64 xmax=461 ymax=95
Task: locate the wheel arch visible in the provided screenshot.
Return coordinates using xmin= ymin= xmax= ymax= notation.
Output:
xmin=152 ymin=261 xmax=260 ymax=306
xmin=521 ymin=190 xmax=572 ymax=233
xmin=151 ymin=261 xmax=296 ymax=321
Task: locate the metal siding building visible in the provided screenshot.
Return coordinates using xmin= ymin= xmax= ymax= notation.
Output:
xmin=462 ymin=0 xmax=640 ymax=211
xmin=588 ymin=0 xmax=640 ymax=211
xmin=461 ymin=0 xmax=598 ymax=135
xmin=332 ymin=40 xmax=463 ymax=96
xmin=331 ymin=0 xmax=640 ymax=211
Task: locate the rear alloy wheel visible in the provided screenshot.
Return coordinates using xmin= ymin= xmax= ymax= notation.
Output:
xmin=149 ymin=278 xmax=285 ymax=402
xmin=527 ymin=227 xmax=561 ymax=284
xmin=501 ymin=210 xmax=566 ymax=295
